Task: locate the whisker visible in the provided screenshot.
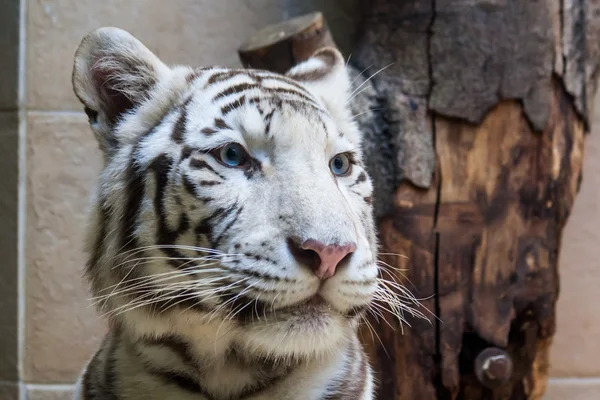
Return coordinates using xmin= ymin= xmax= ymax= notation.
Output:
xmin=360 ymin=315 xmax=390 ymax=359
xmin=352 ymin=108 xmax=384 ymax=119
xmin=350 ymin=64 xmax=373 ymax=85
xmin=346 ymin=62 xmax=395 ymax=102
xmin=91 ymin=265 xmax=227 ymax=301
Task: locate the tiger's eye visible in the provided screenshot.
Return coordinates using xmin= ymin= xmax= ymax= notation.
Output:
xmin=330 ymin=153 xmax=352 ymax=176
xmin=219 ymin=143 xmax=247 ymax=167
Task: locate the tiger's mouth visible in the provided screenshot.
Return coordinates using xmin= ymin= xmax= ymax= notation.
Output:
xmin=217 ymin=287 xmax=371 ymax=326
xmin=273 ymin=295 xmax=368 ymax=320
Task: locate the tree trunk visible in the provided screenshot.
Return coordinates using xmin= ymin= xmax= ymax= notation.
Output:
xmin=238 ymin=1 xmax=600 ymax=398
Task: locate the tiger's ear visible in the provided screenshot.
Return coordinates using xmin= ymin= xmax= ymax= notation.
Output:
xmin=72 ymin=27 xmax=169 ymax=154
xmin=285 ymin=48 xmax=353 ymax=124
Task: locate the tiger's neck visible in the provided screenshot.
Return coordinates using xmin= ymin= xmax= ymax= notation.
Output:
xmin=125 ymin=331 xmax=301 ymax=398
xmin=101 ymin=310 xmax=356 ymax=399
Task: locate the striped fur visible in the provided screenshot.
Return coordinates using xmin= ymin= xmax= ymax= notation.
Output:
xmin=71 ymin=27 xmax=377 ymax=400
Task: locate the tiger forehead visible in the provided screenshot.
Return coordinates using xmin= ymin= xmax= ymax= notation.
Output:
xmin=182 ymin=67 xmax=340 ymax=142
xmin=187 ymin=67 xmax=324 ymax=112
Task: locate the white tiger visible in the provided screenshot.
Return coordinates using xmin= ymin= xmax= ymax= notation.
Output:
xmin=71 ymin=27 xmax=382 ymax=400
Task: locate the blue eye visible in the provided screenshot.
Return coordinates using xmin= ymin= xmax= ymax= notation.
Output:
xmin=330 ymin=153 xmax=352 ymax=176
xmin=218 ymin=143 xmax=247 ymax=167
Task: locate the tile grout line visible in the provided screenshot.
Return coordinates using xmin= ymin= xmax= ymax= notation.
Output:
xmin=25 ymin=383 xmax=75 ymax=391
xmin=27 ymin=110 xmax=85 ymax=116
xmin=548 ymin=377 xmax=600 ymax=384
xmin=17 ymin=0 xmax=27 ymax=397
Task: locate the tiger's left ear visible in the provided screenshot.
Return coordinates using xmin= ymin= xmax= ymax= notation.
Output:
xmin=285 ymin=48 xmax=354 ymax=127
xmin=72 ymin=27 xmax=170 ymax=155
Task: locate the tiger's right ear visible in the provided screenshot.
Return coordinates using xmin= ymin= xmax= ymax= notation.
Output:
xmin=72 ymin=27 xmax=169 ymax=154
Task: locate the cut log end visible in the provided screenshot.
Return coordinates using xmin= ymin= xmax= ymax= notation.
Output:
xmin=238 ymin=11 xmax=337 ymax=73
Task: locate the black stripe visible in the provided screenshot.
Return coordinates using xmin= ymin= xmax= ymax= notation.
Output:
xmin=215 ymin=118 xmax=231 ymax=130
xmin=211 ymin=205 xmax=244 ymax=249
xmin=221 ymin=94 xmax=247 ymax=115
xmin=350 ymin=172 xmax=367 ymax=187
xmin=183 ymin=175 xmax=198 ymax=197
xmin=182 ymin=175 xmax=214 ymax=202
xmin=186 ymin=67 xmax=214 ymax=83
xmin=249 ymin=95 xmax=323 ymax=116
xmin=214 ymin=83 xmax=259 ymax=100
xmin=247 ymin=96 xmax=266 ymax=116
xmin=264 ymin=109 xmax=275 ymax=136
xmin=120 ymin=152 xmax=145 ymax=250
xmin=180 ymin=145 xmax=194 ymax=161
xmin=82 ymin=347 xmax=102 ymax=400
xmin=189 ymin=158 xmax=224 ymax=179
xmin=198 ymin=180 xmax=222 ymax=186
xmin=149 ymin=154 xmax=191 ymax=268
xmin=116 ymin=146 xmax=148 ymax=285
xmin=264 ymin=87 xmax=317 ymax=105
xmin=283 ymin=99 xmax=325 ymax=114
xmin=141 ymin=334 xmax=199 ymax=370
xmin=226 ymin=347 xmax=297 ymax=399
xmin=252 ymin=72 xmax=314 ymax=97
xmin=186 ymin=70 xmax=201 ymax=83
xmin=171 ymin=98 xmax=192 ymax=144
xmin=214 ymin=81 xmax=316 ymax=108
xmin=118 ymin=106 xmax=174 ymax=252
xmin=321 ymin=120 xmax=329 ymax=139
xmin=207 ymin=70 xmax=246 ymax=85
xmin=194 ymin=203 xmax=239 ymax=246
xmin=102 ymin=333 xmax=120 ymax=400
xmin=144 ymin=367 xmax=211 ymax=397
xmin=248 ymin=96 xmax=262 ymax=105
xmin=86 ymin=202 xmax=110 ymax=276
xmin=201 ymin=127 xmax=218 ymax=135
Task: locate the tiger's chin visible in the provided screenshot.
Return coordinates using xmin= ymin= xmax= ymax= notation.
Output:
xmin=235 ymin=296 xmax=363 ymax=360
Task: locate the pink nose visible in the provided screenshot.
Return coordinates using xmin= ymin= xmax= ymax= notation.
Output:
xmin=300 ymin=239 xmax=357 ymax=279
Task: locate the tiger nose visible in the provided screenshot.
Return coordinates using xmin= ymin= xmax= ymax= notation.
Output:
xmin=289 ymin=238 xmax=356 ymax=280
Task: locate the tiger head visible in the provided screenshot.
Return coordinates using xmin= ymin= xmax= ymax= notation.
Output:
xmin=73 ymin=27 xmax=379 ymax=360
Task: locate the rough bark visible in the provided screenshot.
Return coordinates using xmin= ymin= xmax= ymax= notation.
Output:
xmin=238 ymin=1 xmax=596 ymax=398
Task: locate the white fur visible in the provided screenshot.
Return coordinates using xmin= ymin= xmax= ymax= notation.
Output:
xmin=72 ymin=27 xmax=377 ymax=399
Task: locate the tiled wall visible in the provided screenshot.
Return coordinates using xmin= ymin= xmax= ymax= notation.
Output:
xmin=0 ymin=0 xmax=597 ymax=399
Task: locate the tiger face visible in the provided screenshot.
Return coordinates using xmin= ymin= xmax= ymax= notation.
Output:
xmin=73 ymin=27 xmax=378 ymax=360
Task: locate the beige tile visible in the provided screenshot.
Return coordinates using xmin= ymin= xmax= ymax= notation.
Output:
xmin=0 ymin=382 xmax=19 ymax=400
xmin=0 ymin=0 xmax=19 ymax=110
xmin=544 ymin=379 xmax=600 ymax=399
xmin=0 ymin=112 xmax=19 ymax=382
xmin=26 ymin=0 xmax=281 ymax=110
xmin=27 ymin=387 xmax=73 ymax=400
xmin=24 ymin=112 xmax=106 ymax=383
xmin=550 ymin=93 xmax=600 ymax=377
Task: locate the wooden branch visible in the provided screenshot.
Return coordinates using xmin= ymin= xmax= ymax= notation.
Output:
xmin=238 ymin=12 xmax=336 ymax=74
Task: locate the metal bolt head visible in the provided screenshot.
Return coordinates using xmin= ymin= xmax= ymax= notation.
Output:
xmin=474 ymin=347 xmax=513 ymax=388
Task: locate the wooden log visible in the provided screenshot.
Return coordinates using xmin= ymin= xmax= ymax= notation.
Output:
xmin=238 ymin=1 xmax=598 ymax=398
xmin=238 ymin=11 xmax=335 ymax=74
xmin=432 ymin=80 xmax=584 ymax=398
